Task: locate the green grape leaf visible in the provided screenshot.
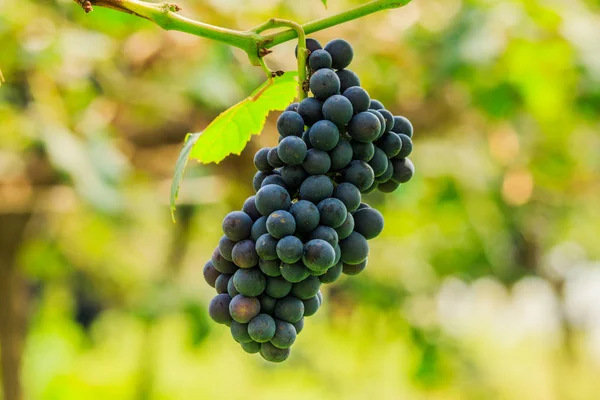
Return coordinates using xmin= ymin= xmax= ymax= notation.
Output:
xmin=170 ymin=132 xmax=200 ymax=221
xmin=321 ymin=0 xmax=328 ymax=7
xmin=170 ymin=72 xmax=298 ymax=221
xmin=189 ymin=72 xmax=297 ymax=164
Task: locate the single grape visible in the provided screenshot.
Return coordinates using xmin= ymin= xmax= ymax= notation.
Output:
xmin=302 ymin=295 xmax=320 ymax=317
xmin=362 ymin=181 xmax=378 ymax=194
xmin=302 ymin=148 xmax=331 ymax=175
xmin=396 ymin=134 xmax=413 ymax=158
xmin=241 ymin=340 xmax=261 ymax=354
xmin=343 ymin=258 xmax=368 ymax=275
xmin=319 ymin=261 xmax=343 ymax=283
xmin=265 ymin=276 xmax=293 ymax=298
xmin=297 ymin=97 xmax=324 ymax=126
xmin=255 ymin=233 xmax=279 ymax=261
xmin=302 ymin=129 xmax=312 ymax=149
xmin=309 ymin=69 xmax=341 ymax=100
xmin=253 ymin=170 xmax=272 ymax=192
xmin=342 ymin=160 xmax=375 ymax=192
xmin=254 ymin=147 xmax=273 ymax=171
xmin=309 ymin=120 xmax=340 ymax=151
xmin=255 ymin=184 xmax=291 ymax=216
xmin=242 ymin=196 xmax=261 ymax=221
xmin=348 ymin=112 xmax=381 ymax=143
xmin=291 ymin=275 xmax=321 ymax=300
xmin=367 ymin=109 xmax=386 ymax=138
xmin=322 ymin=94 xmax=354 ymax=126
xmin=333 ymin=182 xmax=361 ymax=213
xmin=336 ymin=69 xmax=360 ymax=93
xmin=375 ymin=133 xmax=401 ymax=158
xmin=334 ymin=212 xmax=354 ymax=240
xmin=227 ymin=277 xmax=239 ymax=297
xmin=317 ymin=198 xmax=348 ymax=228
xmin=277 ymin=136 xmax=307 ymax=165
xmin=309 ymin=225 xmax=339 ymax=248
xmin=339 ymin=232 xmax=369 ymax=265
xmin=375 ymin=159 xmax=393 ymax=183
xmin=208 ymin=294 xmax=233 ymax=325
xmin=391 ymin=158 xmax=415 ymax=184
xmin=277 ymin=111 xmax=304 ymax=138
xmin=267 ymin=147 xmax=285 ymax=168
xmin=260 ymin=342 xmax=291 ymax=363
xmin=295 ymin=38 xmax=322 ymax=58
xmin=251 ymin=216 xmax=268 ymax=242
xmin=212 ymin=246 xmax=238 ymax=274
xmin=280 ymin=164 xmax=308 ymax=191
xmin=215 ymin=273 xmax=231 ymax=294
xmin=329 ymin=139 xmax=353 ymax=171
xmin=259 ymin=293 xmax=277 ymax=314
xmin=368 ymin=147 xmax=388 ymax=177
xmin=343 ymin=86 xmax=370 ymax=114
xmin=380 ymin=181 xmax=398 ymax=195
xmin=280 ymin=261 xmax=310 ymax=283
xmin=231 ymin=321 xmax=252 ymax=343
xmin=259 ymin=258 xmax=281 ymax=277
xmin=351 ymin=140 xmax=375 ymax=162
xmin=353 ymin=208 xmax=384 ymax=240
xmin=391 ymin=115 xmax=413 ymax=137
xmin=299 ymin=175 xmax=334 ymax=204
xmin=324 ymin=38 xmax=354 ymax=70
xmin=378 ymin=109 xmax=394 ymax=133
xmin=229 ymin=294 xmax=261 ymax=324
xmin=261 ymin=174 xmax=287 ymax=190
xmin=289 ymin=200 xmax=320 ymax=233
xmin=222 ymin=211 xmax=253 ymax=242
xmin=370 ymin=99 xmax=384 ymax=110
xmin=308 ymin=49 xmax=332 ymax=70
xmin=303 ymin=239 xmax=336 ymax=273
xmin=333 ymin=243 xmax=341 ymax=265
xmin=270 ymin=320 xmax=297 ymax=349
xmin=308 ymin=268 xmax=327 ymax=277
xmin=231 ymin=239 xmax=259 ymax=268
xmin=266 ymin=210 xmax=296 ymax=239
xmin=276 ymin=235 xmax=304 ymax=264
xmin=285 ymin=102 xmax=299 ymax=112
xmin=203 ymin=260 xmax=220 ymax=288
xmin=232 ymin=268 xmax=266 ymax=297
xmin=293 ymin=318 xmax=304 ymax=334
xmin=274 ymin=296 xmax=305 ymax=323
xmin=249 ymin=313 xmax=277 ymax=343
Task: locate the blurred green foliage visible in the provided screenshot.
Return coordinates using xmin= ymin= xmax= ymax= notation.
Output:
xmin=1 ymin=0 xmax=600 ymax=399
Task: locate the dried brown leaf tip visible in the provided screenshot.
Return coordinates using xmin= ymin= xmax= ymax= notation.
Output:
xmin=162 ymin=3 xmax=182 ymax=12
xmin=82 ymin=0 xmax=93 ymax=13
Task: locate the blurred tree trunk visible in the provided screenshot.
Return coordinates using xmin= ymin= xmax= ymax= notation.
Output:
xmin=0 ymin=213 xmax=31 ymax=400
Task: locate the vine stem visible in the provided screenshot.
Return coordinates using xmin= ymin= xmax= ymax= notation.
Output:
xmin=261 ymin=0 xmax=413 ymax=48
xmin=73 ymin=0 xmax=413 ymax=66
xmin=253 ymin=19 xmax=308 ymax=101
xmin=258 ymin=57 xmax=274 ymax=83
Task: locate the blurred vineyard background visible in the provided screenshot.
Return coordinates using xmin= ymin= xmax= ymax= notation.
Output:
xmin=1 ymin=0 xmax=600 ymax=399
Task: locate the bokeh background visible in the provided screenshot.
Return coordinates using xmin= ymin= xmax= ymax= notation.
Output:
xmin=1 ymin=0 xmax=600 ymax=399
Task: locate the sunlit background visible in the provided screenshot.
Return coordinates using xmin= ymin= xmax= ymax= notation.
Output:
xmin=1 ymin=0 xmax=600 ymax=398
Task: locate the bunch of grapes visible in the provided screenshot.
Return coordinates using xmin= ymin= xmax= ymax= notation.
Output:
xmin=203 ymin=38 xmax=415 ymax=362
